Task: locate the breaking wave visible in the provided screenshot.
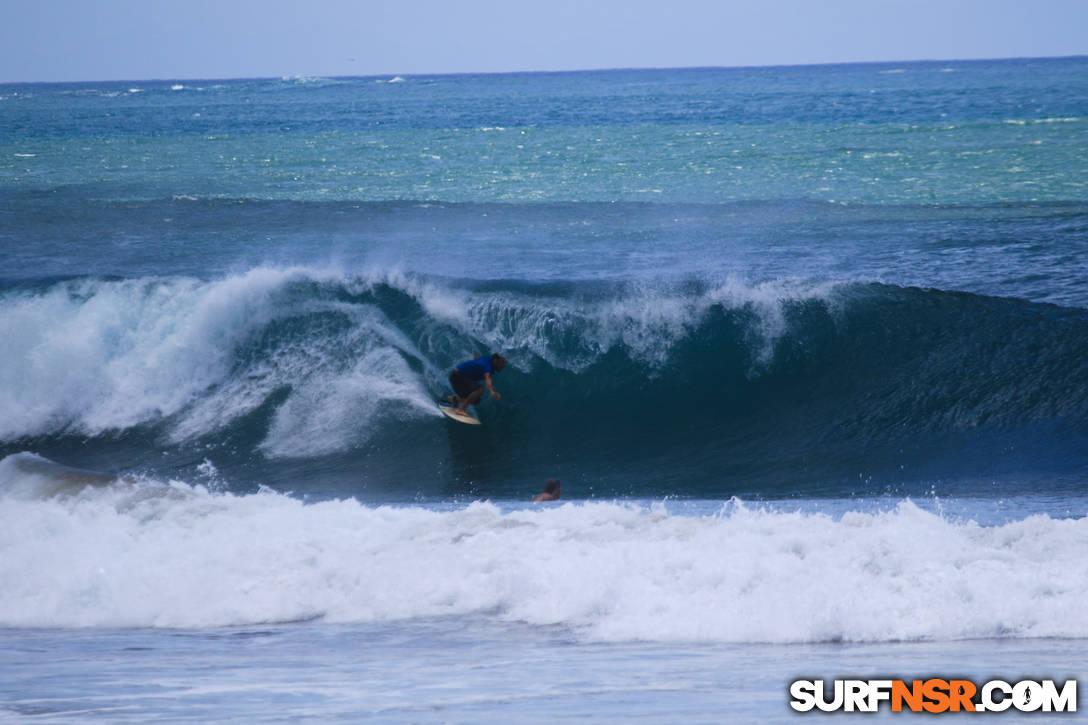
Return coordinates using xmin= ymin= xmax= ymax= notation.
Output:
xmin=0 ymin=267 xmax=1085 ymax=496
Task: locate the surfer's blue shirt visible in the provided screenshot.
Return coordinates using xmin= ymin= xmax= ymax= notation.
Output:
xmin=455 ymin=357 xmax=494 ymax=380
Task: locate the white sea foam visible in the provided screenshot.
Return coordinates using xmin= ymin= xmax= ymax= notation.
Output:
xmin=0 ymin=267 xmax=840 ymax=454
xmin=281 ymin=76 xmax=334 ymax=85
xmin=376 ymin=270 xmax=838 ymax=373
xmin=1003 ymin=117 xmax=1083 ymax=125
xmin=0 ymin=268 xmax=441 ymax=455
xmin=258 ymin=341 xmax=436 ymax=458
xmin=0 ymin=271 xmax=278 ymax=439
xmin=1 ymin=474 xmax=1085 ymax=642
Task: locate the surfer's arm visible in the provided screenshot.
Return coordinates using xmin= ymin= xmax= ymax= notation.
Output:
xmin=484 ymin=373 xmax=501 ymax=400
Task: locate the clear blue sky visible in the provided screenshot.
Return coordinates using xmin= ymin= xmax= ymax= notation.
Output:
xmin=2 ymin=0 xmax=1086 ymax=83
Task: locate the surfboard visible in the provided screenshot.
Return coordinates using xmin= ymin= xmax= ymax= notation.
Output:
xmin=438 ymin=400 xmax=482 ymax=426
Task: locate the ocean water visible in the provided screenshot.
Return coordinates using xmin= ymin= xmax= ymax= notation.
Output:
xmin=2 ymin=58 xmax=1087 ymax=721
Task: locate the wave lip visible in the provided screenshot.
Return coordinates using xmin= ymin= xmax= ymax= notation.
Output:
xmin=1 ymin=485 xmax=1085 ymax=643
xmin=0 ymin=267 xmax=839 ymax=448
xmin=0 ymin=267 xmax=442 ymax=450
xmin=1 ymin=268 xmax=1086 ymax=494
xmin=0 ymin=452 xmax=117 ymax=500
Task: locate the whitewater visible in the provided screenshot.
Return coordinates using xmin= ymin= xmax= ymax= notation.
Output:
xmin=3 ymin=469 xmax=1088 ymax=643
xmin=2 ymin=58 xmax=1087 ymax=722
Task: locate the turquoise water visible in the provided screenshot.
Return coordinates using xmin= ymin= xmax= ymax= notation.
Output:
xmin=2 ymin=58 xmax=1087 ymax=721
xmin=4 ymin=61 xmax=1086 ymax=205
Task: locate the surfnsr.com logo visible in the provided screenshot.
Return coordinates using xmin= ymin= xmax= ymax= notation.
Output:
xmin=789 ymin=678 xmax=1077 ymax=713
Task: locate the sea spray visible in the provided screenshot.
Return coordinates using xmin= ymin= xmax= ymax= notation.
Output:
xmin=0 ymin=269 xmax=1085 ymax=495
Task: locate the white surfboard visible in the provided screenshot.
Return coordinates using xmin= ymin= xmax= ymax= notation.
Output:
xmin=438 ymin=400 xmax=482 ymax=426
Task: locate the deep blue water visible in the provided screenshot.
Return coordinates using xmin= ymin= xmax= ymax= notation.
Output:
xmin=2 ymin=58 xmax=1087 ymax=722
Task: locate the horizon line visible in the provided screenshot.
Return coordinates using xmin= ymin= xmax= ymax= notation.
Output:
xmin=3 ymin=53 xmax=1085 ymax=87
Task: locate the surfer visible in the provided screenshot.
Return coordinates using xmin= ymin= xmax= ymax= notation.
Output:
xmin=532 ymin=478 xmax=562 ymax=502
xmin=447 ymin=353 xmax=507 ymax=413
